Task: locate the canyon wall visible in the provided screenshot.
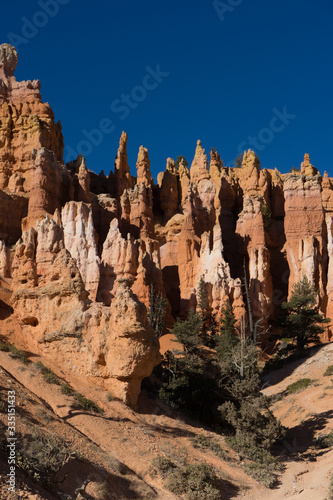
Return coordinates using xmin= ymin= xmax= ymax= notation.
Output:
xmin=0 ymin=44 xmax=332 ymax=404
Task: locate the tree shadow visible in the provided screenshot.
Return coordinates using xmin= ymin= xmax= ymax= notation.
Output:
xmin=214 ymin=475 xmax=241 ymax=499
xmin=262 ymin=343 xmax=330 ymax=388
xmin=274 ymin=409 xmax=333 ymax=459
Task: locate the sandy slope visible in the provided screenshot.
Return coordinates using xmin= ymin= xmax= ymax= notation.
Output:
xmin=0 ymin=342 xmax=332 ymax=499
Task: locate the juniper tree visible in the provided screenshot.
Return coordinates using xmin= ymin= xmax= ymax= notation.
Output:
xmin=281 ymin=275 xmax=330 ymax=355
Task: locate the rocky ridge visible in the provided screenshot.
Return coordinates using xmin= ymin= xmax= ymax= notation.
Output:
xmin=0 ymin=44 xmax=333 ymax=404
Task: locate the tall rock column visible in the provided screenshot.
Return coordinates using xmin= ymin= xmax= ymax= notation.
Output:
xmin=113 ymin=131 xmax=133 ymax=196
xmin=0 ymin=44 xmax=63 ymax=192
xmin=284 ymin=173 xmax=326 ymax=304
xmin=236 ymin=196 xmax=273 ymax=323
xmin=61 ymin=202 xmax=100 ymax=301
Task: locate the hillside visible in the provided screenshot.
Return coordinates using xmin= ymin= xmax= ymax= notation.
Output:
xmin=0 ymin=343 xmax=332 ymax=499
xmin=0 ymin=41 xmax=333 ymax=499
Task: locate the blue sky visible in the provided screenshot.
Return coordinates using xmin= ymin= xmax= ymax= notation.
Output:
xmin=2 ymin=0 xmax=333 ymax=179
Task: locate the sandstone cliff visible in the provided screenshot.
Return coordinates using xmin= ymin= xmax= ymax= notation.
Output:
xmin=0 ymin=44 xmax=332 ymax=405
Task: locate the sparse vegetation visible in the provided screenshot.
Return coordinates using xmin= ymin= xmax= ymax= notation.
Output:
xmin=16 ymin=427 xmax=76 ymax=488
xmin=233 ymin=153 xmax=243 ymax=168
xmin=242 ymin=460 xmax=281 ymax=488
xmin=105 ymin=391 xmax=114 ymax=402
xmin=60 ymin=382 xmax=74 ymax=395
xmin=73 ymin=392 xmax=103 ymax=414
xmin=261 ymin=199 xmax=272 ymax=233
xmin=36 ymin=361 xmax=61 ymax=385
xmin=34 ymin=408 xmax=54 ymax=423
xmin=152 ymin=459 xmax=220 ymax=500
xmin=151 ymin=456 xmax=177 ymax=477
xmin=324 ymin=365 xmax=333 ymax=377
xmin=175 ymin=155 xmax=189 ymax=170
xmin=317 ymin=431 xmax=333 ymax=448
xmin=289 ymin=166 xmax=301 ymax=173
xmin=0 ymin=341 xmax=29 ymax=364
xmin=286 ymin=378 xmax=312 ymax=394
xmin=191 ymin=434 xmax=229 ymax=461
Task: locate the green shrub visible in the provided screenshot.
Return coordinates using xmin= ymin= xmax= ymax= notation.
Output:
xmin=60 ymin=383 xmax=74 ymax=395
xmin=0 ymin=342 xmax=29 ymax=364
xmin=105 ymin=392 xmax=114 ymax=402
xmin=73 ymin=393 xmax=103 ymax=414
xmin=317 ymin=431 xmax=333 ymax=448
xmin=152 ymin=458 xmax=220 ymax=499
xmin=243 ymin=461 xmax=279 ymax=488
xmin=191 ymin=434 xmax=229 ymax=461
xmin=0 ymin=341 xmax=10 ymax=352
xmin=166 ymin=464 xmax=219 ymax=500
xmin=16 ymin=427 xmax=75 ymax=488
xmin=151 ymin=457 xmax=177 ymax=477
xmin=286 ymin=378 xmax=312 ymax=394
xmin=324 ymin=365 xmax=333 ymax=377
xmin=261 ymin=200 xmax=272 ymax=233
xmin=36 ymin=362 xmax=61 ymax=385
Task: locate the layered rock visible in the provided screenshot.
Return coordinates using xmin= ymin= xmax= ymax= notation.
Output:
xmin=301 ymin=153 xmax=318 ymax=176
xmin=105 ymin=280 xmax=160 ymax=404
xmin=0 ymin=240 xmax=10 ymax=278
xmin=2 ymin=41 xmax=333 ymax=412
xmin=158 ymin=158 xmax=179 ymax=220
xmin=235 ymin=196 xmax=273 ymax=322
xmin=10 ymin=218 xmax=160 ymax=405
xmin=22 ymin=148 xmax=73 ymax=232
xmin=98 ymin=218 xmax=163 ymax=311
xmin=61 ymin=202 xmax=100 ymax=301
xmin=113 ymin=131 xmax=133 ymax=196
xmin=68 ymin=155 xmax=91 ymax=203
xmin=178 ymin=158 xmax=190 ymax=209
xmin=283 ymin=174 xmax=326 ymax=303
xmin=136 ymin=145 xmax=152 ymax=187
xmin=190 ymin=140 xmax=210 ymax=185
xmin=0 ymin=44 xmax=63 ymax=192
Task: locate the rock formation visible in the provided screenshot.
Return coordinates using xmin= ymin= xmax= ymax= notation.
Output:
xmin=1 ymin=43 xmax=333 ymax=408
xmin=113 ymin=131 xmax=133 ymax=196
xmin=0 ymin=44 xmax=63 ymax=193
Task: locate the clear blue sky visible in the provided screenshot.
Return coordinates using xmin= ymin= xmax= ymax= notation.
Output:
xmin=2 ymin=0 xmax=333 ymax=179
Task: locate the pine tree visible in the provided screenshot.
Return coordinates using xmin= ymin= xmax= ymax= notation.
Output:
xmin=215 ymin=299 xmax=238 ymax=362
xmin=171 ymin=309 xmax=202 ymax=354
xmin=174 ymin=155 xmax=188 ymax=170
xmin=197 ymin=276 xmax=217 ymax=347
xmin=281 ymin=276 xmax=330 ymax=355
xmin=147 ymin=284 xmax=168 ymax=338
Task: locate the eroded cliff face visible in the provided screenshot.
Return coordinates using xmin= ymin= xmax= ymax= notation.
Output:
xmin=0 ymin=44 xmax=332 ymax=405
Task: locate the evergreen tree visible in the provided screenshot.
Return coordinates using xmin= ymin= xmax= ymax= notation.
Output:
xmin=174 ymin=155 xmax=188 ymax=170
xmin=215 ymin=299 xmax=238 ymax=362
xmin=171 ymin=309 xmax=202 ymax=354
xmin=281 ymin=276 xmax=330 ymax=355
xmin=158 ymin=309 xmax=222 ymax=422
xmin=197 ymin=276 xmax=217 ymax=347
xmin=147 ymin=284 xmax=168 ymax=338
xmin=218 ymin=314 xmax=284 ymax=465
